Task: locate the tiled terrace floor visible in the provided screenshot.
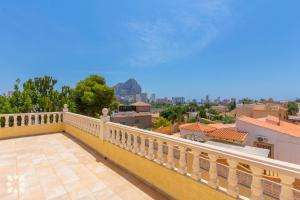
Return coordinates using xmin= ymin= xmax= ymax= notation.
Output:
xmin=0 ymin=133 xmax=170 ymax=200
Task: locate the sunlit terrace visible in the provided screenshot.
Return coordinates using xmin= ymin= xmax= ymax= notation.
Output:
xmin=0 ymin=106 xmax=300 ymax=200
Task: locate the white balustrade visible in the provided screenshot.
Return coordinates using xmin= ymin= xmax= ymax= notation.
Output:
xmin=0 ymin=112 xmax=63 ymax=129
xmin=191 ymin=150 xmax=201 ymax=181
xmin=178 ymin=146 xmax=187 ymax=174
xmin=2 ymin=108 xmax=299 ymax=200
xmin=251 ymin=166 xmax=264 ymax=200
xmin=132 ymin=134 xmax=139 ymax=154
xmin=155 ymin=140 xmax=164 ymax=164
xmin=227 ymin=159 xmax=239 ymax=197
xmin=279 ymin=174 xmax=294 ymax=200
xmin=146 ymin=137 xmax=155 ymax=160
xmin=208 ymin=154 xmax=219 ymax=189
xmin=166 ymin=143 xmax=175 ymax=169
xmin=139 ymin=135 xmax=146 ymax=157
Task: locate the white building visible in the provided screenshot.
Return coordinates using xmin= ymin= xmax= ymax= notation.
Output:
xmin=236 ymin=115 xmax=300 ymax=164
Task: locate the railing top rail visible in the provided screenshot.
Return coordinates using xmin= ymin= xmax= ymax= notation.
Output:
xmin=65 ymin=112 xmax=101 ymax=122
xmin=0 ymin=111 xmax=62 ymax=116
xmin=106 ymin=121 xmax=300 ymax=177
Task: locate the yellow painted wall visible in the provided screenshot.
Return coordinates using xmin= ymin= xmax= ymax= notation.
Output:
xmin=0 ymin=123 xmax=64 ymax=140
xmin=64 ymin=124 xmax=233 ymax=200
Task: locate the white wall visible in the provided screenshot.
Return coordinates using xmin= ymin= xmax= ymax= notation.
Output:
xmin=236 ymin=120 xmax=300 ymax=165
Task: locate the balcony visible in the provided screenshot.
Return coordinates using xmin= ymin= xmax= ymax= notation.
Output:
xmin=0 ymin=106 xmax=300 ymax=200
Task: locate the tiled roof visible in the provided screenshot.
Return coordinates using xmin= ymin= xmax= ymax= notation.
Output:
xmin=179 ymin=123 xmax=247 ymax=143
xmin=179 ymin=123 xmax=217 ymax=133
xmin=238 ymin=115 xmax=300 ymax=137
xmin=131 ymin=101 xmax=150 ymax=106
xmin=206 ymin=128 xmax=248 ymax=143
xmin=208 ymin=123 xmax=236 ymax=129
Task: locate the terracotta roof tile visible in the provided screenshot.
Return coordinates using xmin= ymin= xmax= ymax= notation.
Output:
xmin=207 ymin=128 xmax=248 ymax=143
xmin=179 ymin=123 xmax=217 ymax=133
xmin=238 ymin=115 xmax=300 ymax=137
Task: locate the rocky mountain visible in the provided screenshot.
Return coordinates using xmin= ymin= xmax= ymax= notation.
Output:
xmin=113 ymin=78 xmax=142 ymax=97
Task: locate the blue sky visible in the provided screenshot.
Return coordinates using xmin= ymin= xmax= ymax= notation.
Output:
xmin=0 ymin=0 xmax=299 ymax=101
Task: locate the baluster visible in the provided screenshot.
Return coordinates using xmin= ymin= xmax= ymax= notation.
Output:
xmin=112 ymin=130 xmax=116 ymax=144
xmin=279 ymin=174 xmax=294 ymax=200
xmin=107 ymin=129 xmax=112 ymax=142
xmin=132 ymin=134 xmax=139 ymax=154
xmin=166 ymin=143 xmax=175 ymax=169
xmin=13 ymin=115 xmax=17 ymax=127
xmin=250 ymin=166 xmax=263 ymax=200
xmin=146 ymin=138 xmax=155 ymax=160
xmin=21 ymin=114 xmax=25 ymax=126
xmin=191 ymin=149 xmax=201 ymax=181
xmin=208 ymin=154 xmax=219 ymax=188
xmin=227 ymin=159 xmax=239 ymax=197
xmin=178 ymin=146 xmax=187 ymax=174
xmin=126 ymin=133 xmax=132 ymax=151
xmin=41 ymin=114 xmax=44 ymax=125
xmin=138 ymin=135 xmax=146 ymax=157
xmin=121 ymin=131 xmax=126 ymax=148
xmin=5 ymin=115 xmax=9 ymax=128
xmin=28 ymin=114 xmax=32 ymax=126
xmin=117 ymin=130 xmax=122 ymax=146
xmin=155 ymin=140 xmax=164 ymax=164
xmin=35 ymin=114 xmax=38 ymax=125
xmin=57 ymin=113 xmax=61 ymax=123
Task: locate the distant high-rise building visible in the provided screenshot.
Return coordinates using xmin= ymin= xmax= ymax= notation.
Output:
xmin=140 ymin=93 xmax=148 ymax=102
xmin=172 ymin=97 xmax=185 ymax=104
xmin=149 ymin=93 xmax=156 ymax=103
xmin=205 ymin=95 xmax=210 ymax=104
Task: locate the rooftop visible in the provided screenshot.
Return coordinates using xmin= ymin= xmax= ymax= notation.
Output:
xmin=206 ymin=128 xmax=248 ymax=143
xmin=179 ymin=123 xmax=247 ymax=143
xmin=179 ymin=123 xmax=217 ymax=133
xmin=0 ymin=133 xmax=169 ymax=200
xmin=238 ymin=115 xmax=300 ymax=137
xmin=130 ymin=102 xmax=151 ymax=106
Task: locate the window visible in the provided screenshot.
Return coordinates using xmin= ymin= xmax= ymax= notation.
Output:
xmin=134 ymin=119 xmax=140 ymax=124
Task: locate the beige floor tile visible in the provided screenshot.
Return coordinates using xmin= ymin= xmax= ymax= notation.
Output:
xmin=0 ymin=133 xmax=170 ymax=200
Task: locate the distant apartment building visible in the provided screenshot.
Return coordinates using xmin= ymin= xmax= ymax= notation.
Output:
xmin=234 ymin=100 xmax=288 ymax=120
xmin=156 ymin=97 xmax=172 ymax=104
xmin=111 ymin=102 xmax=152 ymax=129
xmin=149 ymin=93 xmax=156 ymax=103
xmin=140 ymin=93 xmax=148 ymax=102
xmin=236 ymin=115 xmax=300 ymax=164
xmin=172 ymin=97 xmax=185 ymax=104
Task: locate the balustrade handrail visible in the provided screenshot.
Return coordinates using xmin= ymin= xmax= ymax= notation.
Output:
xmin=0 ymin=111 xmax=62 ymax=116
xmin=64 ymin=112 xmax=101 ymax=122
xmin=105 ymin=121 xmax=300 ymax=178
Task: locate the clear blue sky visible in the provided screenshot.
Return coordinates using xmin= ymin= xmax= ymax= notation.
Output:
xmin=0 ymin=0 xmax=299 ymax=101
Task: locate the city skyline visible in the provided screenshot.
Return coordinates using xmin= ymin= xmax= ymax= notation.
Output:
xmin=0 ymin=0 xmax=300 ymax=100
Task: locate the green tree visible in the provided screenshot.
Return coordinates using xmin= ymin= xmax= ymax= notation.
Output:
xmin=207 ymin=108 xmax=218 ymax=115
xmin=153 ymin=117 xmax=171 ymax=129
xmin=223 ymin=115 xmax=236 ymax=124
xmin=288 ymin=102 xmax=299 ymax=115
xmin=227 ymin=101 xmax=236 ymax=111
xmin=73 ymin=74 xmax=115 ymax=117
xmin=160 ymin=105 xmax=186 ymax=123
xmin=198 ymin=106 xmax=207 ymax=118
xmin=241 ymin=98 xmax=253 ymax=104
xmin=0 ymin=96 xmax=13 ymax=114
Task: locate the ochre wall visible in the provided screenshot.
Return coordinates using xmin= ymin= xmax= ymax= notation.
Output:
xmin=0 ymin=123 xmax=64 ymax=140
xmin=64 ymin=124 xmax=233 ymax=200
